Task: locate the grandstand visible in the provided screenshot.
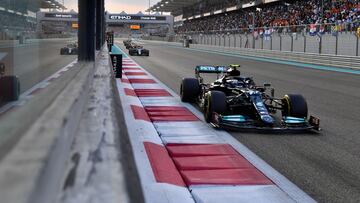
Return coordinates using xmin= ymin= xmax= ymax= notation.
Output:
xmin=149 ymin=0 xmax=360 ymax=34
xmin=37 ymin=11 xmax=78 ymax=38
xmin=0 ymin=0 xmax=65 ymax=40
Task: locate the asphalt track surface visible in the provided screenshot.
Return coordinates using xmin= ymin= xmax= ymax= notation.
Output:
xmin=117 ymin=41 xmax=360 ymax=203
xmin=0 ymin=39 xmax=77 ymax=93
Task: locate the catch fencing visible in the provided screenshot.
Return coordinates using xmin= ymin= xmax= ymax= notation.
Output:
xmin=175 ymin=24 xmax=360 ymax=56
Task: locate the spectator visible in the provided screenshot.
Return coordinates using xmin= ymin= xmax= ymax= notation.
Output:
xmin=176 ymin=0 xmax=360 ymax=33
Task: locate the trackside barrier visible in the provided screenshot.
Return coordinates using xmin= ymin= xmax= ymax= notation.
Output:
xmin=194 ymin=44 xmax=360 ymax=69
xmin=144 ymin=40 xmax=360 ymax=70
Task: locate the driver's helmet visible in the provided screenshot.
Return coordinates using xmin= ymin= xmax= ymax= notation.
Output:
xmin=0 ymin=63 xmax=5 ymax=76
xmin=227 ymin=64 xmax=241 ymax=76
xmin=227 ymin=79 xmax=242 ymax=87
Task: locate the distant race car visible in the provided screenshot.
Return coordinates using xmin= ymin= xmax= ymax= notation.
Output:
xmin=125 ymin=42 xmax=138 ymax=50
xmin=0 ymin=62 xmax=20 ymax=104
xmin=123 ymin=39 xmax=132 ymax=48
xmin=60 ymin=42 xmax=78 ymax=55
xmin=180 ymin=64 xmax=320 ymax=132
xmin=129 ymin=46 xmax=150 ymax=56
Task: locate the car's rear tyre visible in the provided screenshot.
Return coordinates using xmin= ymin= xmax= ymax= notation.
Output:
xmin=0 ymin=76 xmax=20 ymax=102
xmin=282 ymin=94 xmax=308 ymax=118
xmin=180 ymin=78 xmax=200 ymax=102
xmin=204 ymin=91 xmax=226 ymax=123
xmin=60 ymin=49 xmax=65 ymax=55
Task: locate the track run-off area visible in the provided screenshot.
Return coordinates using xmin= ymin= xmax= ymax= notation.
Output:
xmin=116 ymin=40 xmax=360 ymax=203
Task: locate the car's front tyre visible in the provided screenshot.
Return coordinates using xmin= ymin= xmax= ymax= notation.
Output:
xmin=204 ymin=91 xmax=226 ymax=123
xmin=282 ymin=94 xmax=308 ymax=118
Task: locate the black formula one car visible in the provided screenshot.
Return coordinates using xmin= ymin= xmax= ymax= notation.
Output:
xmin=123 ymin=39 xmax=132 ymax=48
xmin=129 ymin=45 xmax=150 ymax=56
xmin=0 ymin=62 xmax=20 ymax=104
xmin=180 ymin=64 xmax=320 ymax=132
xmin=125 ymin=43 xmax=133 ymax=50
xmin=60 ymin=42 xmax=78 ymax=55
xmin=125 ymin=42 xmax=141 ymax=50
xmin=124 ymin=40 xmax=138 ymax=50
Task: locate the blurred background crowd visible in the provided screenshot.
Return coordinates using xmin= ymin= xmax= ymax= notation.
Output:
xmin=177 ymin=0 xmax=360 ymax=33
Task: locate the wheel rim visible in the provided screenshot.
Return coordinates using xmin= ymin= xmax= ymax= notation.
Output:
xmin=282 ymin=95 xmax=291 ymax=116
xmin=204 ymin=93 xmax=211 ymax=121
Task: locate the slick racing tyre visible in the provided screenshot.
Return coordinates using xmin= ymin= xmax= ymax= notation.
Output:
xmin=282 ymin=94 xmax=308 ymax=118
xmin=0 ymin=76 xmax=20 ymax=102
xmin=204 ymin=91 xmax=226 ymax=123
xmin=180 ymin=78 xmax=200 ymax=102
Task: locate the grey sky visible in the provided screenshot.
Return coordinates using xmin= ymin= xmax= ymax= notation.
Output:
xmin=64 ymin=0 xmax=152 ymax=13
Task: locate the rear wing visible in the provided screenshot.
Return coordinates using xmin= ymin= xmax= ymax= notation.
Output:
xmin=195 ymin=65 xmax=227 ymax=75
xmin=195 ymin=65 xmax=227 ymax=81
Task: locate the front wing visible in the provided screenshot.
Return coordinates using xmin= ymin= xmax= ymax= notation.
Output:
xmin=211 ymin=113 xmax=321 ymax=132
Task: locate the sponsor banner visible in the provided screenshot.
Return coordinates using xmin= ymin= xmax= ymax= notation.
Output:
xmin=44 ymin=13 xmax=78 ymax=19
xmin=109 ymin=15 xmax=166 ymax=21
xmin=259 ymin=29 xmax=264 ymax=38
xmin=331 ymin=25 xmax=339 ymax=36
xmin=72 ymin=23 xmax=78 ymax=29
xmin=130 ymin=25 xmax=141 ymax=30
xmin=253 ymin=30 xmax=259 ymax=39
xmin=309 ymin=24 xmax=317 ymax=36
xmin=264 ymin=28 xmax=272 ymax=41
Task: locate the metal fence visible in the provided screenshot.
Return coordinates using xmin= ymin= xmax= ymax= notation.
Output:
xmin=175 ymin=24 xmax=360 ymax=56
